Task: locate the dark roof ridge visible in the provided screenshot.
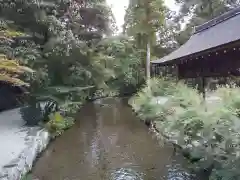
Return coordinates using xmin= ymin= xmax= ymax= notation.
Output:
xmin=193 ymin=6 xmax=240 ymax=34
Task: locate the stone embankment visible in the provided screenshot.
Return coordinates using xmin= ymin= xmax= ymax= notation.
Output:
xmin=0 ymin=108 xmax=50 ymax=180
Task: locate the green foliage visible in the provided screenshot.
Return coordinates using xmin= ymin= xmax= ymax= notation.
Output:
xmin=123 ymin=0 xmax=167 ymax=79
xmin=130 ymin=78 xmax=240 ymax=179
xmin=0 ymin=54 xmax=34 ymax=86
xmin=20 ymin=100 xmax=58 ymax=126
xmin=45 ymin=112 xmax=74 ymax=138
xmin=41 ymin=101 xmax=59 ymax=122
xmin=174 ymin=0 xmax=240 ymax=46
xmin=148 ymin=77 xmax=178 ymax=96
xmin=97 ymin=36 xmax=145 ymax=95
xmin=0 ymin=0 xmax=145 ymax=111
xmin=59 ymin=101 xmax=82 ymax=116
xmin=1 ymin=0 xmax=115 ymax=93
xmin=20 ymin=104 xmax=43 ymax=126
xmin=215 ymin=85 xmax=240 ymax=117
xmin=124 ymin=0 xmax=166 ymax=46
xmin=0 ymin=0 xmax=143 ymax=147
xmin=20 ymin=173 xmax=32 ymax=180
xmin=170 ymin=83 xmax=203 ymax=108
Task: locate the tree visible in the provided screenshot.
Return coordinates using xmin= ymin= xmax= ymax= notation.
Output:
xmin=171 ymin=0 xmax=240 ymax=89
xmin=0 ymin=0 xmax=115 ymax=91
xmin=0 ymin=0 xmax=145 ymax=109
xmin=123 ymin=0 xmax=166 ymax=80
xmin=0 ymin=0 xmax=116 ymax=114
xmin=96 ymin=35 xmax=145 ymax=95
xmin=175 ymin=0 xmax=240 ymax=45
xmin=153 ymin=9 xmax=180 ymax=57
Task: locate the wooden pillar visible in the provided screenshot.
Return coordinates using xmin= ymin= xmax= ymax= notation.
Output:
xmin=196 ymin=76 xmax=206 ymax=100
xmin=202 ymin=77 xmax=206 ymax=100
xmin=176 ymin=65 xmax=179 ymax=81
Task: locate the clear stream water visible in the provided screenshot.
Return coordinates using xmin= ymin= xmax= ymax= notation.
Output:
xmin=32 ymin=98 xmax=204 ymax=180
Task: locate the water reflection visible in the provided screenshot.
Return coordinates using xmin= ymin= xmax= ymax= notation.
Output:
xmin=109 ymin=168 xmax=144 ymax=180
xmin=166 ymin=164 xmax=194 ymax=180
xmin=32 ymin=98 xmax=200 ymax=180
xmin=109 ymin=165 xmax=193 ymax=180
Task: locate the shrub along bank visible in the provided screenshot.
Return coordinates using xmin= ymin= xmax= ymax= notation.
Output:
xmin=1 ymin=0 xmax=145 ymax=140
xmin=129 ymin=78 xmax=240 ymax=180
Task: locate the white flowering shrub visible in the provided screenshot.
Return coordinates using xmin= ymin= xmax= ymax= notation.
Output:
xmin=130 ymin=78 xmax=240 ymax=179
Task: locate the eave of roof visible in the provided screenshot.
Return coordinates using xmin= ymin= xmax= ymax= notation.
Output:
xmin=152 ymin=6 xmax=240 ymax=65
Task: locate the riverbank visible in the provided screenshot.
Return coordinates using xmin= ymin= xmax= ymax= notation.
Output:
xmin=31 ymin=98 xmax=199 ymax=180
xmin=0 ymin=108 xmax=50 ymax=180
xmin=0 ymin=92 xmax=123 ymax=179
xmin=0 ymin=95 xmax=124 ymax=180
xmin=129 ymin=78 xmax=240 ymax=179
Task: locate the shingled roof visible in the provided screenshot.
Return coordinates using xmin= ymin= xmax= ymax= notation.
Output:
xmin=152 ymin=7 xmax=240 ymax=65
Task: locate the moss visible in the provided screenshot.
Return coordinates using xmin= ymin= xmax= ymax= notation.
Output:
xmin=44 ymin=112 xmax=75 ymax=139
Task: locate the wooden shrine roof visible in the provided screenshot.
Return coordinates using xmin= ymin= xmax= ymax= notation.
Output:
xmin=152 ymin=7 xmax=240 ymax=65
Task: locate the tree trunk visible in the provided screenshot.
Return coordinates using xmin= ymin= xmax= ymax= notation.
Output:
xmin=146 ymin=39 xmax=151 ymax=80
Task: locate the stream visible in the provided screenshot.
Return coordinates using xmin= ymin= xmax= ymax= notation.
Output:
xmin=32 ymin=98 xmax=203 ymax=180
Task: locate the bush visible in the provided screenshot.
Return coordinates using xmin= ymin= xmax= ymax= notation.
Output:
xmin=129 ymin=78 xmax=203 ymax=121
xmin=20 ymin=173 xmax=32 ymax=180
xmin=45 ymin=112 xmax=74 ymax=138
xmin=170 ymin=83 xmax=203 ymax=108
xmin=215 ymin=85 xmax=240 ymax=117
xmin=21 ymin=100 xmax=59 ymax=126
xmin=59 ymin=101 xmax=82 ymax=116
xmin=130 ymin=78 xmax=240 ymax=179
xmin=148 ymin=77 xmax=178 ymax=96
xmin=20 ymin=104 xmax=43 ymax=126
